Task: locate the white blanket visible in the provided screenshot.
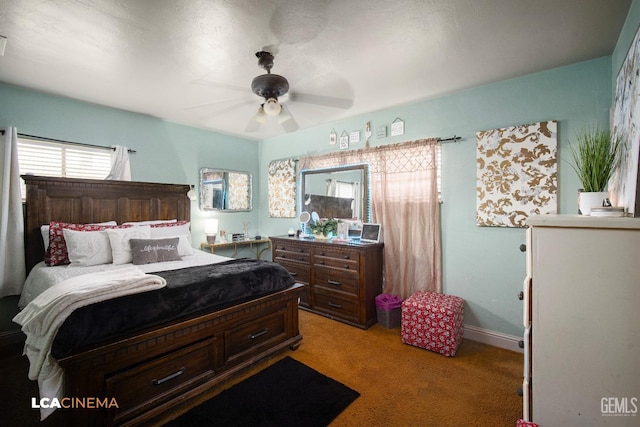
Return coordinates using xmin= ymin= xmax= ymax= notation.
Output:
xmin=13 ymin=266 xmax=167 ymax=420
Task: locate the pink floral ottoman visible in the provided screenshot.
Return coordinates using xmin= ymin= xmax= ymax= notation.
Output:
xmin=401 ymin=291 xmax=464 ymax=357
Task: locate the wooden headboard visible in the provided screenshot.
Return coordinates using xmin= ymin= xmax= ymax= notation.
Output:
xmin=22 ymin=175 xmax=191 ymax=273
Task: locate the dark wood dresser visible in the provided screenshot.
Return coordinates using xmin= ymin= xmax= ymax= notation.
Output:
xmin=270 ymin=236 xmax=383 ymax=329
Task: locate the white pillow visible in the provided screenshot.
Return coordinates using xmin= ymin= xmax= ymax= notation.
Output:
xmin=41 ymin=221 xmax=117 ymax=251
xmin=63 ymin=229 xmax=113 ymax=266
xmin=106 ymin=226 xmax=151 ymax=265
xmin=122 ymin=219 xmax=177 ymax=226
xmin=162 ymin=234 xmax=194 ymax=257
xmin=150 ymin=222 xmax=192 ymax=243
xmin=149 ymin=222 xmax=193 ymax=256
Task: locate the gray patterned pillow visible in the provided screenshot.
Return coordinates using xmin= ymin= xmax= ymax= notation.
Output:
xmin=129 ymin=237 xmax=182 ymax=265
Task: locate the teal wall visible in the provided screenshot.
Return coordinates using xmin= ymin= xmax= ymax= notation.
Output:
xmin=259 ymin=57 xmax=612 ymax=337
xmin=0 ymin=83 xmax=261 ymax=248
xmin=1 ymin=27 xmax=629 ymax=337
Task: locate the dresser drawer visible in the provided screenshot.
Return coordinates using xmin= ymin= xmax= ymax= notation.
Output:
xmin=314 ymin=268 xmax=359 ymax=296
xmin=277 ymin=260 xmax=311 ymax=306
xmin=106 ymin=337 xmax=218 ymax=418
xmin=226 ymin=309 xmax=287 ymax=364
xmin=313 ymin=248 xmax=359 ymax=272
xmin=278 ymin=260 xmax=310 ymax=284
xmin=274 ymin=249 xmax=310 ymax=264
xmin=313 ymin=255 xmax=359 ymax=272
xmin=272 ymin=241 xmax=312 ymax=255
xmin=312 ymin=289 xmax=359 ymax=323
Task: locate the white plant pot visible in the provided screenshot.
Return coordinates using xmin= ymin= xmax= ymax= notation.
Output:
xmin=578 ymin=191 xmax=609 ymax=215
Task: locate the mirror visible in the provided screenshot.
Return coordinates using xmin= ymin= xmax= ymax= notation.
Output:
xmin=300 ymin=164 xmax=369 ymax=222
xmin=199 ymin=168 xmax=253 ymax=212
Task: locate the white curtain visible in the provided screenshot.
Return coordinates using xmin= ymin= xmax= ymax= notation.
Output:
xmin=0 ymin=127 xmax=26 ymax=297
xmin=351 ymin=182 xmax=361 ymax=221
xmin=326 ymin=179 xmax=337 ymax=196
xmin=368 ymin=139 xmax=442 ymax=298
xmin=106 ymin=145 xmax=131 ymax=180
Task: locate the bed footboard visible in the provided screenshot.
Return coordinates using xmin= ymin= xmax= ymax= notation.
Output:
xmin=57 ymin=283 xmax=304 ymax=426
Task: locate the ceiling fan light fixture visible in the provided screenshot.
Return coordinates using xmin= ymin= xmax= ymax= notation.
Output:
xmin=263 ymin=98 xmax=281 ymax=116
xmin=256 ymin=106 xmax=267 ymax=123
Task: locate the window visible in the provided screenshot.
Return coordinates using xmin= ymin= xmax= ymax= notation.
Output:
xmin=334 ymin=181 xmax=355 ymax=199
xmin=17 ymin=138 xmax=111 ymax=198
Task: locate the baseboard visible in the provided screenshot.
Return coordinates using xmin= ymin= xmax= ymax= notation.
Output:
xmin=0 ymin=329 xmax=25 ymax=347
xmin=464 ymin=324 xmax=523 ymax=353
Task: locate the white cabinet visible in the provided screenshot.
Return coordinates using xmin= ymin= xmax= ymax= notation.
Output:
xmin=524 ymin=215 xmax=640 ymax=426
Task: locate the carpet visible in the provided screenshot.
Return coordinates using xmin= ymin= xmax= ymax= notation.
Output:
xmin=165 ymin=356 xmax=360 ymax=427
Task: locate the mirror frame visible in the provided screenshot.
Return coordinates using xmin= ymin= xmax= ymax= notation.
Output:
xmin=299 ymin=163 xmax=370 ymax=222
xmin=199 ymin=167 xmax=253 ymax=212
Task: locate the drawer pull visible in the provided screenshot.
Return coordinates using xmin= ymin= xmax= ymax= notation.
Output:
xmin=343 ymin=254 xmax=349 ymax=259
xmin=328 ymin=302 xmax=342 ymax=309
xmin=299 ymin=249 xmax=305 ymax=253
xmin=327 ymin=280 xmax=342 ymax=286
xmin=249 ymin=328 xmax=269 ymax=340
xmin=343 ymin=265 xmax=349 ymax=269
xmin=152 ymin=367 xmax=185 ymax=386
xmin=288 ymin=271 xmax=298 ymax=276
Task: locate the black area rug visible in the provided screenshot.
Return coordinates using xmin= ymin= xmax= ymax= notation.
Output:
xmin=165 ymin=356 xmax=360 ymax=427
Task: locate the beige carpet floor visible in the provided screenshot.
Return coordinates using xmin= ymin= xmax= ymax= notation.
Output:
xmin=199 ymin=309 xmax=524 ymax=426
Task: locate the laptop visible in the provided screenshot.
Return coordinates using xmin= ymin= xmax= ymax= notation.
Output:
xmin=359 ymin=223 xmax=381 ymax=243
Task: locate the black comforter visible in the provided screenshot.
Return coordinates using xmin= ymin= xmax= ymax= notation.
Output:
xmin=51 ymin=259 xmax=296 ymax=358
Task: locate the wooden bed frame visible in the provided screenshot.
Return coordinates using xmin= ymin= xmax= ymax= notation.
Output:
xmin=22 ymin=175 xmax=303 ymax=426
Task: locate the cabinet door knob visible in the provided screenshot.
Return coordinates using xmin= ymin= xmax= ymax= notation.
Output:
xmin=517 ymin=291 xmax=524 ymax=300
xmin=519 ymin=244 xmax=527 ymax=252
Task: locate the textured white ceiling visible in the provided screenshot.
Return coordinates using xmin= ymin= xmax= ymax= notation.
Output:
xmin=0 ymin=0 xmax=631 ymax=139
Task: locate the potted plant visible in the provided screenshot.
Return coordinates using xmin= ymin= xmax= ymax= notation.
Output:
xmin=569 ymin=127 xmax=622 ymax=215
xmin=310 ymin=218 xmax=338 ymax=239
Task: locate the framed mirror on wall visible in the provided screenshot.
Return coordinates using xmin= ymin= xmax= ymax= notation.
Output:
xmin=199 ymin=167 xmax=253 ymax=212
xmin=300 ymin=164 xmax=369 ymax=223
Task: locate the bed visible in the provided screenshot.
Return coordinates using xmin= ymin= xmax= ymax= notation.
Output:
xmin=18 ymin=175 xmax=304 ymax=426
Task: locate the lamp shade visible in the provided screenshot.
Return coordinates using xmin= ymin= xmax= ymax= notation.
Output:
xmin=263 ymin=98 xmax=281 ymax=116
xmin=204 ymin=218 xmax=219 ymax=235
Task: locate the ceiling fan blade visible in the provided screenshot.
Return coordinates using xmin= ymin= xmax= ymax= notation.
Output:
xmin=288 ymin=92 xmax=353 ymax=109
xmin=184 ymin=98 xmax=253 ymax=112
xmin=279 ymin=104 xmax=299 ymax=133
xmin=191 ymin=79 xmax=249 ymax=93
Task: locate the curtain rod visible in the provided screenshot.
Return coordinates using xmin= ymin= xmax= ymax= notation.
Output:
xmin=0 ymin=130 xmax=136 ymax=153
xmin=437 ymin=135 xmax=461 ymax=142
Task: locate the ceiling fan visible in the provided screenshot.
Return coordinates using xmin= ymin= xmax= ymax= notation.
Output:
xmin=246 ymin=51 xmax=352 ymax=133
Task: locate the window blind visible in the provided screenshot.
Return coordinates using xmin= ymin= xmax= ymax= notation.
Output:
xmin=17 ymin=138 xmax=111 ymax=198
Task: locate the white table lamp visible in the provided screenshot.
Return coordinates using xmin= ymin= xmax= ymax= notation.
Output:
xmin=204 ymin=219 xmax=219 ymax=244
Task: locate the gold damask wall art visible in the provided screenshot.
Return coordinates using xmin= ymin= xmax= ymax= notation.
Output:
xmin=268 ymin=158 xmax=297 ymax=218
xmin=476 ymin=121 xmax=557 ymax=227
